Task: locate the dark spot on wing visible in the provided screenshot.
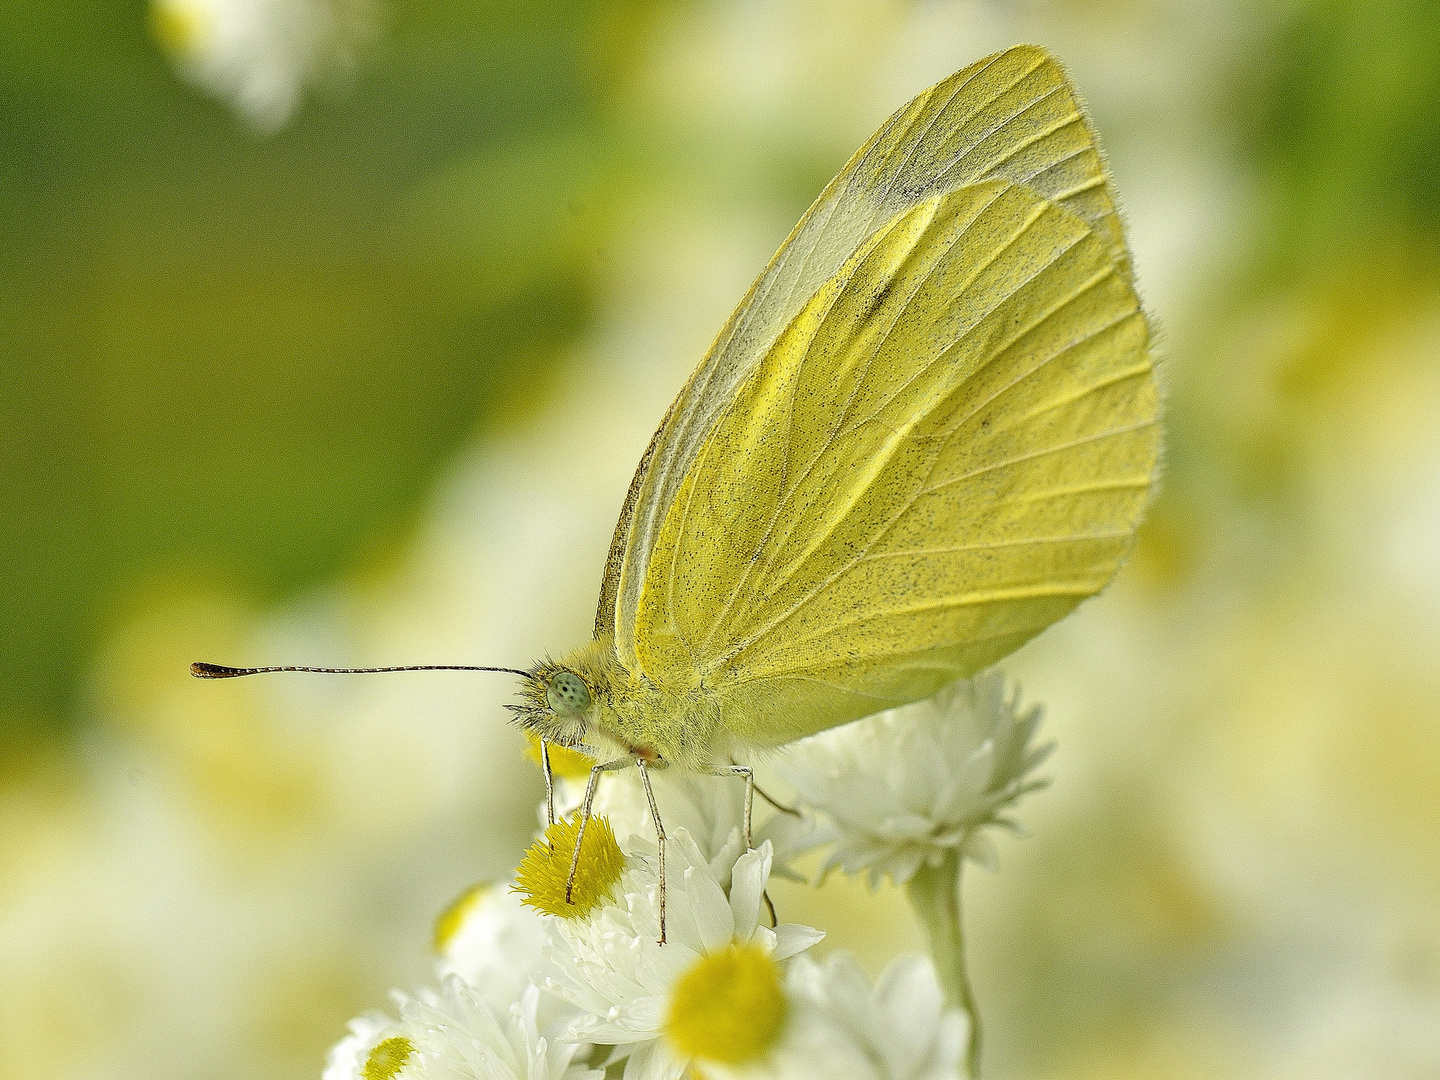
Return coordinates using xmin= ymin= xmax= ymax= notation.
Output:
xmin=858 ymin=278 xmax=897 ymax=325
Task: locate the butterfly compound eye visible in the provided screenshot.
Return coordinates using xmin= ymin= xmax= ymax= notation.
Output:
xmin=546 ymin=671 xmax=592 ymax=717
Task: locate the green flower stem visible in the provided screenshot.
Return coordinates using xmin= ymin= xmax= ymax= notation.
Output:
xmin=906 ymin=848 xmax=980 ymax=1078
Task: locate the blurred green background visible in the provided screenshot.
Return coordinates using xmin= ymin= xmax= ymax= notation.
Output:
xmin=1 ymin=0 xmax=617 ymax=740
xmin=3 ymin=1 xmax=1438 ymax=1078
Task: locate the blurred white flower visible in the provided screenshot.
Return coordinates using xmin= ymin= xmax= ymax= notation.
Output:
xmin=776 ymin=672 xmax=1051 ymax=887
xmin=324 ymin=982 xmax=600 ymax=1080
xmin=405 ymin=981 xmax=601 ymax=1080
xmin=708 ymin=952 xmax=968 ymax=1080
xmin=433 ymin=881 xmax=549 ymax=1011
xmin=545 ymin=834 xmax=823 ymax=1080
xmin=149 ymin=0 xmax=379 ymax=131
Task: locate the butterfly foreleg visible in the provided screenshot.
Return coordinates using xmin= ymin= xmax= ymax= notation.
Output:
xmin=566 ymin=756 xmax=634 ymax=905
xmin=540 ymin=741 xmax=556 ymax=829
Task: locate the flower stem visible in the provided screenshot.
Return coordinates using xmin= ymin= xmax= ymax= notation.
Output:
xmin=906 ymin=848 xmax=980 ymax=1077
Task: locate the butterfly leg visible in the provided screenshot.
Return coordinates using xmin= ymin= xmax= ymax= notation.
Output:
xmin=752 ymin=780 xmax=797 ymax=923
xmin=705 ymin=764 xmax=756 ymax=849
xmin=566 ymin=756 xmax=634 ymax=905
xmin=706 ymin=764 xmax=780 ymax=929
xmin=540 ymin=740 xmax=556 ymax=830
xmin=754 ymin=781 xmax=802 ymax=818
xmin=635 ymin=758 xmax=667 ymax=945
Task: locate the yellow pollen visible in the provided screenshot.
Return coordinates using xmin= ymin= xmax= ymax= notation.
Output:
xmin=362 ymin=1036 xmax=414 ymax=1080
xmin=432 ymin=880 xmax=492 ymax=953
xmin=665 ymin=943 xmax=786 ymax=1064
xmin=524 ymin=733 xmax=595 ymax=780
xmin=148 ymin=0 xmax=211 ymax=55
xmin=512 ymin=815 xmax=624 ymax=918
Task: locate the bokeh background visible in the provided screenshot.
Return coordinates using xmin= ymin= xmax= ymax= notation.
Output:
xmin=3 ymin=0 xmax=1439 ymax=1077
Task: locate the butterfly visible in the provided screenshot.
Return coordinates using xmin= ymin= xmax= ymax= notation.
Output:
xmin=196 ymin=44 xmax=1161 ymax=942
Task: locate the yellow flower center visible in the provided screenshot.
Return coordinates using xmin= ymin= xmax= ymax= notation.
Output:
xmin=512 ymin=815 xmax=624 ymax=917
xmin=665 ymin=943 xmax=786 ymax=1064
xmin=362 ymin=1036 xmax=413 ymax=1080
xmin=432 ymin=880 xmax=492 ymax=953
xmin=524 ymin=733 xmax=595 ymax=780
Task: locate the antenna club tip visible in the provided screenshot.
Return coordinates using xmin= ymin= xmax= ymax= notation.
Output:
xmin=191 ymin=661 xmax=242 ymax=678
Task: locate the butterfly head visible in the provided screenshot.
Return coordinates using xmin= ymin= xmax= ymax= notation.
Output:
xmin=507 ymin=636 xmax=662 ymax=763
xmin=509 ymin=658 xmax=601 ymax=752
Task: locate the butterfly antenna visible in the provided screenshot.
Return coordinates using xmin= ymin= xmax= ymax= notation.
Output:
xmin=191 ymin=662 xmax=530 ymax=679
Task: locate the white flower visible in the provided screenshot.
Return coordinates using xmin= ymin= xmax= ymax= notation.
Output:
xmin=324 ymin=981 xmax=602 ymax=1080
xmin=149 ymin=0 xmax=378 ymax=131
xmin=402 ymin=981 xmax=602 ymax=1080
xmin=709 ymin=952 xmax=968 ymax=1080
xmin=776 ymin=672 xmax=1051 ymax=887
xmin=434 ymin=881 xmax=549 ymax=1009
xmin=544 ymin=832 xmax=824 ymax=1080
xmin=324 ymin=1011 xmax=404 ymax=1080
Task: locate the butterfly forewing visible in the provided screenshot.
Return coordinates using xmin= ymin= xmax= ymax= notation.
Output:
xmin=598 ymin=45 xmax=1136 ymax=664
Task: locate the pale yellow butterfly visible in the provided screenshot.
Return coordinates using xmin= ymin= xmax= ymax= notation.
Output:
xmin=195 ymin=44 xmax=1160 ymax=941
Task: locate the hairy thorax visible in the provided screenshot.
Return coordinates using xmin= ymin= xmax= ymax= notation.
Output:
xmin=514 ymin=635 xmax=729 ymax=771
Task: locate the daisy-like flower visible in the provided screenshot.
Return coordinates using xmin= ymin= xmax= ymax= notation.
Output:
xmin=433 ymin=881 xmax=549 ymax=1009
xmin=776 ymin=671 xmax=1051 ymax=887
xmin=544 ymin=832 xmax=824 ymax=1080
xmin=148 ymin=0 xmax=378 ymax=131
xmin=403 ymin=981 xmax=602 ymax=1080
xmin=705 ymin=952 xmax=968 ymax=1080
xmin=325 ymin=1012 xmax=406 ymax=1080
xmin=325 ymin=980 xmax=601 ymax=1080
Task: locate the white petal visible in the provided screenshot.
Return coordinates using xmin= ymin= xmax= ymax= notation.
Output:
xmin=772 ymin=922 xmax=826 ymax=960
xmin=683 ymin=863 xmax=737 ymax=953
xmin=727 ymin=844 xmax=771 ymax=938
xmin=875 ymin=810 xmax=936 ymax=841
xmin=620 ymin=1039 xmax=689 ymax=1080
xmin=934 ymin=743 xmax=994 ymax=821
xmin=962 ymin=831 xmax=999 ymax=870
xmin=872 ymin=956 xmax=944 ymax=1075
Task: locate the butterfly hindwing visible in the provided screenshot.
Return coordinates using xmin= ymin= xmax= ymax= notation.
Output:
xmin=632 ymin=179 xmax=1158 ymax=744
